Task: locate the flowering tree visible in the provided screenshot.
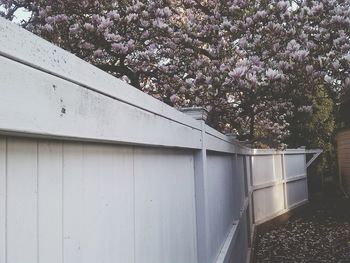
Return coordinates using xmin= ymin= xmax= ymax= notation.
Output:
xmin=166 ymin=0 xmax=350 ymax=146
xmin=1 ymin=0 xmax=349 ymax=147
xmin=1 ymin=0 xmax=177 ymax=92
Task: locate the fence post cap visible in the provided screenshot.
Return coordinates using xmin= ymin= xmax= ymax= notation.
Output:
xmin=179 ymin=107 xmax=208 ymax=122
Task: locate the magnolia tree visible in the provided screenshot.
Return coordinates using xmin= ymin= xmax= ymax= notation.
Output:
xmin=167 ymin=0 xmax=350 ymax=146
xmin=1 ymin=0 xmax=349 ymax=147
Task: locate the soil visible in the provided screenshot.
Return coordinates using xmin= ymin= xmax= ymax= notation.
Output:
xmin=253 ymin=189 xmax=350 ymax=263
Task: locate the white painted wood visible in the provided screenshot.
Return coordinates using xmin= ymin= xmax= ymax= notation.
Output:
xmin=251 ymin=149 xmax=308 ymax=155
xmin=205 ymin=126 xmax=233 ymax=142
xmin=80 ymin=144 xmax=134 ymax=263
xmin=38 ymin=141 xmax=63 ymax=263
xmin=286 ymin=179 xmax=308 ymax=208
xmin=244 ymin=156 xmax=254 ymax=245
xmin=206 ymin=153 xmax=235 ymax=263
xmin=254 ymin=200 xmax=309 ymax=225
xmin=0 ymin=18 xmax=202 ymax=132
xmin=284 ymin=154 xmax=306 ymax=179
xmin=306 ymin=151 xmax=322 ymax=168
xmin=286 ymin=175 xmax=307 ymax=183
xmin=253 ymin=185 xmax=285 ymax=223
xmin=215 ymin=223 xmax=238 ymax=263
xmin=62 ymin=143 xmax=84 ymax=263
xmin=235 ymin=156 xmax=246 ymax=216
xmin=204 ymin=125 xmax=254 ymax=154
xmin=229 ymin=211 xmax=249 ymax=263
xmin=215 ymin=197 xmax=249 ymax=263
xmin=245 ymin=156 xmax=251 ymax=195
xmin=205 ymin=134 xmax=237 ymax=154
xmin=281 ymin=154 xmax=288 ymax=210
xmin=63 ymin=143 xmax=135 ymax=263
xmin=251 ymin=155 xmax=276 ymax=185
xmin=6 ymin=138 xmax=38 ymax=263
xmin=0 ymin=139 xmax=314 ymax=263
xmin=0 ymin=56 xmax=201 ymax=149
xmin=273 ymin=155 xmax=283 ymax=180
xmin=194 ymin=122 xmax=210 ymax=263
xmin=134 ymin=148 xmax=197 ymax=263
xmin=0 ymin=137 xmax=6 ymax=263
xmin=205 ymin=126 xmax=238 ymax=154
xmin=250 ymin=152 xmax=310 ymax=224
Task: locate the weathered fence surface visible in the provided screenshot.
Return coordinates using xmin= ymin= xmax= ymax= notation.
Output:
xmin=337 ymin=128 xmax=350 ymax=194
xmin=0 ymin=18 xmax=318 ymax=263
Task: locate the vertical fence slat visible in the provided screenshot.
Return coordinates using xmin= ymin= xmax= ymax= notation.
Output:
xmin=82 ymin=144 xmax=134 ymax=263
xmin=38 ymin=141 xmax=63 ymax=263
xmin=7 ymin=138 xmax=38 ymax=263
xmin=0 ymin=137 xmax=6 ymax=263
xmin=62 ymin=143 xmax=84 ymax=263
xmin=134 ymin=148 xmax=197 ymax=263
xmin=282 ymin=154 xmax=288 ymax=210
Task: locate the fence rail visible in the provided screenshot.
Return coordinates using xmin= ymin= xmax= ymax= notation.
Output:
xmin=0 ymin=18 xmax=319 ymax=263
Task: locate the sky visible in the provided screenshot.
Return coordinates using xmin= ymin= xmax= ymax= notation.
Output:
xmin=0 ymin=6 xmax=31 ymax=23
xmin=14 ymin=8 xmax=31 ymax=22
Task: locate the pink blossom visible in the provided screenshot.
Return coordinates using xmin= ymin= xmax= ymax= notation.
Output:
xmin=265 ymin=69 xmax=281 ymax=80
xmin=229 ymin=66 xmax=247 ymax=79
xmin=291 ymin=50 xmax=309 ymax=61
xmin=297 ymin=106 xmax=313 ymax=113
xmin=276 ymin=1 xmax=289 ymax=11
xmin=43 ymin=23 xmax=53 ymax=32
xmin=305 ymin=65 xmax=314 ymax=74
xmin=111 ymin=43 xmax=122 ymax=52
xmin=69 ymin=24 xmax=80 ymax=34
xmin=170 ymin=94 xmax=180 ymax=104
xmin=286 ymin=40 xmax=301 ymax=53
xmin=127 ymin=13 xmax=138 ymax=23
xmin=81 ymin=42 xmax=94 ymax=50
xmin=84 ymin=23 xmax=94 ymax=31
xmin=333 ymin=60 xmax=340 ymax=70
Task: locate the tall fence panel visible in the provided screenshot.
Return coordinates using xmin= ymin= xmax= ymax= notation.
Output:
xmin=0 ymin=137 xmax=198 ymax=263
xmin=250 ymin=151 xmax=308 ymax=224
xmin=0 ymin=18 xmax=319 ymax=263
xmin=206 ymin=153 xmax=236 ymax=263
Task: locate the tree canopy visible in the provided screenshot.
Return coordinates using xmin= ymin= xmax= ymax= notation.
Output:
xmin=1 ymin=0 xmax=349 ymax=147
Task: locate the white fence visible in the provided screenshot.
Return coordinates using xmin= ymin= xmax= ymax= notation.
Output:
xmin=249 ymin=151 xmax=309 ymax=224
xmin=0 ymin=18 xmax=318 ymax=263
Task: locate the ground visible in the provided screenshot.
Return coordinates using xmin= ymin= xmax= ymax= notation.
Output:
xmin=253 ymin=189 xmax=350 ymax=263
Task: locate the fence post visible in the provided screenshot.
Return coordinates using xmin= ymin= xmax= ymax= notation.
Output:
xmin=180 ymin=107 xmax=209 ymax=263
xmin=281 ymin=153 xmax=288 ymax=210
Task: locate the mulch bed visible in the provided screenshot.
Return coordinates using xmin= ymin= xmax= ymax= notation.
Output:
xmin=253 ymin=192 xmax=350 ymax=263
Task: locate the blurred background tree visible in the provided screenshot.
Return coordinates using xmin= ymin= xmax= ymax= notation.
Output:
xmin=285 ymin=86 xmax=336 ymax=191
